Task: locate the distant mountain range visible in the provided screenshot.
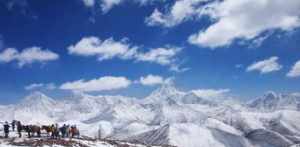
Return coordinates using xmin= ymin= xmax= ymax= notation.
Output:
xmin=0 ymin=85 xmax=300 ymax=147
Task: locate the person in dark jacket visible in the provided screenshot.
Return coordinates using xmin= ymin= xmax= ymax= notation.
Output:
xmin=17 ymin=121 xmax=22 ymax=138
xmin=3 ymin=121 xmax=10 ymax=138
xmin=60 ymin=124 xmax=67 ymax=138
xmin=11 ymin=120 xmax=16 ymax=131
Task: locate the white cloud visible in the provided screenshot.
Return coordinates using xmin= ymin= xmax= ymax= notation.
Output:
xmin=136 ymin=47 xmax=181 ymax=65
xmin=287 ymin=60 xmax=300 ymax=78
xmin=0 ymin=48 xmax=18 ymax=62
xmin=246 ymin=56 xmax=282 ymax=74
xmin=81 ymin=0 xmax=165 ymax=13
xmin=146 ymin=0 xmax=206 ymax=27
xmin=25 ymin=83 xmax=56 ymax=91
xmin=145 ymin=0 xmax=300 ymax=48
xmin=60 ymin=76 xmax=131 ymax=92
xmin=25 ymin=83 xmax=44 ymax=90
xmin=191 ymin=89 xmax=230 ymax=98
xmin=139 ymin=74 xmax=165 ymax=86
xmin=188 ymin=0 xmax=300 ymax=48
xmin=68 ymin=36 xmax=185 ymax=72
xmin=81 ymin=0 xmax=121 ymax=11
xmin=82 ymin=0 xmax=96 ymax=7
xmin=137 ymin=47 xmax=188 ymax=72
xmin=101 ymin=0 xmax=122 ymax=13
xmin=170 ymin=64 xmax=190 ymax=73
xmin=0 ymin=47 xmax=59 ymax=67
xmin=67 ymin=36 xmax=137 ymax=61
xmin=138 ymin=0 xmax=164 ymax=5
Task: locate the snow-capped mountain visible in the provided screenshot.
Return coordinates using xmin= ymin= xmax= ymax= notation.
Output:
xmin=181 ymin=91 xmax=217 ymax=106
xmin=248 ymin=91 xmax=300 ymax=111
xmin=1 ymin=86 xmax=300 ymax=147
xmin=143 ymin=84 xmax=185 ymax=104
xmin=128 ymin=120 xmax=252 ymax=147
xmin=17 ymin=91 xmax=58 ymax=112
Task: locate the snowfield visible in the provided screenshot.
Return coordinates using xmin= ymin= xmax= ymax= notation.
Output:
xmin=1 ymin=85 xmax=300 ymax=147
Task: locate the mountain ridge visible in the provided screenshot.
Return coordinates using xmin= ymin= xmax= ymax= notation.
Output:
xmin=1 ymin=86 xmax=300 ymax=147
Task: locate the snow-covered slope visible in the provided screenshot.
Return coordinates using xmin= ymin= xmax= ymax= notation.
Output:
xmin=1 ymin=86 xmax=300 ymax=147
xmin=181 ymin=91 xmax=217 ymax=106
xmin=127 ymin=121 xmax=252 ymax=147
xmin=12 ymin=91 xmax=62 ymax=124
xmin=248 ymin=91 xmax=300 ymax=111
xmin=0 ymin=131 xmax=162 ymax=147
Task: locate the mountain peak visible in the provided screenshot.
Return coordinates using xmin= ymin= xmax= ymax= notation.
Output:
xmin=247 ymin=91 xmax=300 ymax=111
xmin=182 ymin=92 xmax=217 ymax=105
xmin=24 ymin=91 xmax=49 ymax=100
xmin=264 ymin=91 xmax=277 ymax=99
xmin=150 ymin=84 xmax=184 ymax=97
xmin=21 ymin=91 xmax=56 ymax=106
xmin=144 ymin=84 xmax=185 ymax=103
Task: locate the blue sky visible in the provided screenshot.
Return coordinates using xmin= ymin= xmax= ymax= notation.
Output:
xmin=0 ymin=0 xmax=300 ymax=103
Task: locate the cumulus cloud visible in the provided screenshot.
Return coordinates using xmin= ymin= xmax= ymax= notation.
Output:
xmin=68 ymin=36 xmax=185 ymax=72
xmin=191 ymin=89 xmax=230 ymax=98
xmin=287 ymin=60 xmax=300 ymax=78
xmin=81 ymin=0 xmax=121 ymax=11
xmin=101 ymin=0 xmax=122 ymax=13
xmin=139 ymin=74 xmax=166 ymax=86
xmin=60 ymin=76 xmax=131 ymax=92
xmin=81 ymin=0 xmax=165 ymax=13
xmin=246 ymin=56 xmax=282 ymax=74
xmin=146 ymin=0 xmax=206 ymax=27
xmin=0 ymin=47 xmax=59 ymax=67
xmin=189 ymin=0 xmax=300 ymax=48
xmin=67 ymin=37 xmax=137 ymax=61
xmin=25 ymin=83 xmax=56 ymax=91
xmin=145 ymin=0 xmax=300 ymax=48
xmin=0 ymin=48 xmax=17 ymax=62
xmin=136 ymin=47 xmax=181 ymax=66
xmin=135 ymin=46 xmax=186 ymax=72
xmin=82 ymin=0 xmax=96 ymax=7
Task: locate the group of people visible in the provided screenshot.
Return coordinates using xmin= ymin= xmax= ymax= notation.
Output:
xmin=2 ymin=120 xmax=80 ymax=139
xmin=42 ymin=124 xmax=80 ymax=139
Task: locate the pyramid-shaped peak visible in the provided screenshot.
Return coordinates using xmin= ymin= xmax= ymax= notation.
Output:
xmin=25 ymin=91 xmax=49 ymax=100
xmin=22 ymin=91 xmax=56 ymax=105
xmin=151 ymin=84 xmax=184 ymax=97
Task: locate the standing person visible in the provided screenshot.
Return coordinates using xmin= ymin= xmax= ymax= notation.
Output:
xmin=65 ymin=125 xmax=70 ymax=137
xmin=3 ymin=121 xmax=10 ymax=138
xmin=70 ymin=125 xmax=79 ymax=138
xmin=60 ymin=124 xmax=66 ymax=138
xmin=11 ymin=120 xmax=16 ymax=131
xmin=17 ymin=121 xmax=22 ymax=138
xmin=55 ymin=124 xmax=60 ymax=138
xmin=70 ymin=126 xmax=75 ymax=138
xmin=50 ymin=124 xmax=55 ymax=138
